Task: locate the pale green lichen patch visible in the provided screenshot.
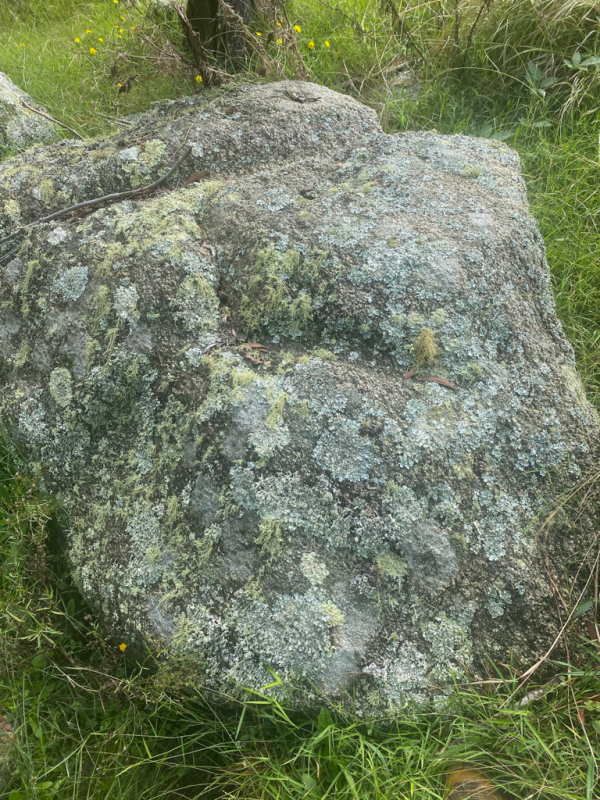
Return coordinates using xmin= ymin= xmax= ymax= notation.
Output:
xmin=49 ymin=367 xmax=73 ymax=407
xmin=322 ymin=602 xmax=345 ymax=627
xmin=300 ymin=552 xmax=330 ymax=585
xmin=52 ymin=266 xmax=88 ymax=302
xmin=3 ymin=199 xmax=19 ymax=219
xmin=114 ymin=284 xmax=140 ymax=326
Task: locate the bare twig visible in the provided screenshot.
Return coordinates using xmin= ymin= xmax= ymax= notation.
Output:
xmin=0 ymin=147 xmax=192 ymax=248
xmin=20 ymin=100 xmax=84 ymax=140
xmin=0 ymin=244 xmax=21 ymax=267
xmin=169 ymin=0 xmax=222 ymax=84
xmin=381 ymin=0 xmax=425 ymax=60
xmin=464 ymin=0 xmax=493 ymax=56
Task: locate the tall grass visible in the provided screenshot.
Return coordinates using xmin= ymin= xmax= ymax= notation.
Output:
xmin=0 ymin=0 xmax=194 ymax=138
xmin=1 ymin=1 xmax=600 ymax=798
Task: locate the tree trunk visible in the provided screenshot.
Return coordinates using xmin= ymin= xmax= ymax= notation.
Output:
xmin=186 ymin=0 xmax=258 ymax=58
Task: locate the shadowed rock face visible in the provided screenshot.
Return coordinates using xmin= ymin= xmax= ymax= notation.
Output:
xmin=0 ymin=73 xmax=64 ymax=158
xmin=0 ymin=80 xmax=597 ymax=715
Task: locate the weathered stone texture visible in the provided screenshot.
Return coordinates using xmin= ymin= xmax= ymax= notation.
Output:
xmin=0 ymin=81 xmax=597 ymax=714
xmin=0 ymin=72 xmax=64 ymax=159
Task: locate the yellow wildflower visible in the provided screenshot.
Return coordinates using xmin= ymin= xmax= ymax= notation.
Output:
xmin=276 ymin=38 xmax=282 ymax=44
xmin=276 ymin=21 xmax=282 ymax=26
xmin=256 ymin=31 xmax=262 ymax=36
xmin=119 ymin=28 xmax=123 ymax=32
xmin=293 ymin=24 xmax=301 ymax=32
xmin=119 ymin=643 xmax=127 ymax=651
xmin=324 ymin=40 xmax=330 ymax=47
xmin=86 ymin=29 xmax=92 ymax=33
xmin=113 ymin=0 xmax=118 ymax=4
xmin=98 ymin=37 xmax=103 ymax=42
xmin=196 ymin=75 xmax=203 ymax=83
xmin=89 ymin=47 xmax=97 ymax=54
xmin=121 ymin=15 xmax=126 ymax=20
xmin=118 ymin=35 xmax=122 ymax=38
xmin=74 ymin=37 xmax=81 ymax=43
xmin=308 ymin=40 xmax=314 ymax=49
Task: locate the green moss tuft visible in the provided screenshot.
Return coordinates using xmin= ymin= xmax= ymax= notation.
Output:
xmin=414 ymin=328 xmax=437 ymax=365
xmin=376 ymin=552 xmax=407 ymax=591
xmin=255 ymin=517 xmax=282 ymax=559
xmin=238 ymin=245 xmax=320 ymax=339
xmin=321 ymin=601 xmax=345 ymax=627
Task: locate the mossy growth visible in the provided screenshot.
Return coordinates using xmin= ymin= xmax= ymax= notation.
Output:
xmin=267 ymin=392 xmax=288 ymax=429
xmin=13 ymin=340 xmax=28 ymax=370
xmin=20 ymin=259 xmax=41 ymax=318
xmin=414 ymin=328 xmax=437 ymax=365
xmin=321 ymin=601 xmax=345 ymax=627
xmin=376 ymin=551 xmax=407 ymax=591
xmin=254 ymin=517 xmax=282 ymax=559
xmin=49 ymin=367 xmax=73 ymax=408
xmin=238 ymin=245 xmax=325 ymax=340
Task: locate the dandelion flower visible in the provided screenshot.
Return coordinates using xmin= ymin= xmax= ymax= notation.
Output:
xmin=308 ymin=40 xmax=315 ymax=49
xmin=276 ymin=38 xmax=282 ymax=44
xmin=293 ymin=24 xmax=301 ymax=32
xmin=119 ymin=643 xmax=127 ymax=651
xmin=118 ymin=35 xmax=122 ymax=38
xmin=119 ymin=28 xmax=123 ymax=32
xmin=121 ymin=15 xmax=126 ymax=20
xmin=98 ymin=37 xmax=103 ymax=42
xmin=113 ymin=0 xmax=119 ymax=4
xmin=196 ymin=75 xmax=203 ymax=83
xmin=117 ymin=82 xmax=122 ymax=87
xmin=256 ymin=31 xmax=262 ymax=36
xmin=89 ymin=47 xmax=97 ymax=54
xmin=276 ymin=21 xmax=282 ymax=26
xmin=86 ymin=29 xmax=92 ymax=33
xmin=324 ymin=40 xmax=330 ymax=47
xmin=74 ymin=37 xmax=81 ymax=43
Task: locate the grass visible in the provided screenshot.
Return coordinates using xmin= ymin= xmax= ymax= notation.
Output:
xmin=0 ymin=0 xmax=197 ymax=139
xmin=1 ymin=0 xmax=600 ymax=798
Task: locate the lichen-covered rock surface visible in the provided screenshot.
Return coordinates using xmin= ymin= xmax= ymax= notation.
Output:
xmin=1 ymin=80 xmax=598 ymax=715
xmin=0 ymin=72 xmax=64 ymax=158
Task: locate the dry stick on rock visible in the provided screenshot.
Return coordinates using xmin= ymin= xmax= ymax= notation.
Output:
xmin=0 ymin=244 xmax=21 ymax=267
xmin=0 ymin=146 xmax=192 ymax=249
xmin=20 ymin=100 xmax=84 ymax=140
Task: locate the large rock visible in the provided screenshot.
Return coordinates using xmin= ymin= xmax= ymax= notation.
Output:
xmin=0 ymin=72 xmax=63 ymax=158
xmin=0 ymin=81 xmax=597 ymax=714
